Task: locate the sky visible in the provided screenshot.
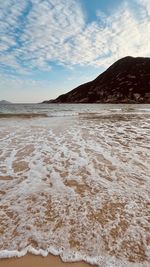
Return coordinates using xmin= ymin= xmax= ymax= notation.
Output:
xmin=0 ymin=0 xmax=150 ymax=103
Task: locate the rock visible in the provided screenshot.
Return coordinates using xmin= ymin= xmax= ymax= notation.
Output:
xmin=43 ymin=56 xmax=150 ymax=104
xmin=0 ymin=100 xmax=12 ymax=104
xmin=133 ymin=93 xmax=141 ymax=100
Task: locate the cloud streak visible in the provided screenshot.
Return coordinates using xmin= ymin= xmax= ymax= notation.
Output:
xmin=0 ymin=0 xmax=150 ymax=74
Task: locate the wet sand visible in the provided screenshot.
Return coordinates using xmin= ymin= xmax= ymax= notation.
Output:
xmin=0 ymin=111 xmax=150 ymax=267
xmin=0 ymin=253 xmax=95 ymax=267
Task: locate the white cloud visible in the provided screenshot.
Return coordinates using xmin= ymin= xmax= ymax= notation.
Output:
xmin=68 ymin=0 xmax=150 ymax=67
xmin=0 ymin=0 xmax=150 ymax=74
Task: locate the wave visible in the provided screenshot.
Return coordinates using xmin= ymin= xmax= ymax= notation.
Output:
xmin=47 ymin=111 xmax=79 ymax=117
xmin=0 ymin=248 xmax=149 ymax=267
xmin=0 ymin=113 xmax=48 ymax=118
xmin=0 ymin=106 xmax=150 ymax=120
xmin=0 ymin=112 xmax=79 ymax=118
xmin=0 ymin=247 xmax=149 ymax=267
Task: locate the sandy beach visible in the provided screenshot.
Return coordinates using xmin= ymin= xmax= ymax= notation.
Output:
xmin=0 ymin=105 xmax=150 ymax=267
xmin=0 ymin=253 xmax=95 ymax=267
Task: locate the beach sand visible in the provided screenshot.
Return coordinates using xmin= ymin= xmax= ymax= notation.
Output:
xmin=0 ymin=253 xmax=96 ymax=267
xmin=0 ymin=109 xmax=150 ymax=267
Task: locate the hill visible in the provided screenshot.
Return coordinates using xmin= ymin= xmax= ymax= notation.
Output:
xmin=43 ymin=56 xmax=150 ymax=103
xmin=0 ymin=100 xmax=12 ymax=104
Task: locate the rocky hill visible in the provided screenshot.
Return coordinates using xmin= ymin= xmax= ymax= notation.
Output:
xmin=43 ymin=56 xmax=150 ymax=103
xmin=0 ymin=100 xmax=12 ymax=104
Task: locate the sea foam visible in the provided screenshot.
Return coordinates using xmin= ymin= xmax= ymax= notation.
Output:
xmin=0 ymin=110 xmax=150 ymax=267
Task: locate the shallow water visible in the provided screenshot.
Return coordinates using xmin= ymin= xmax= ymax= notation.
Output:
xmin=0 ymin=104 xmax=150 ymax=267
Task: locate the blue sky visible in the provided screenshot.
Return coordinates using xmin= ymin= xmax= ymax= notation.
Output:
xmin=0 ymin=0 xmax=150 ymax=103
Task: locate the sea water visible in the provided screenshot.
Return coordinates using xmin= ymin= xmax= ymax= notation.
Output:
xmin=0 ymin=103 xmax=150 ymax=267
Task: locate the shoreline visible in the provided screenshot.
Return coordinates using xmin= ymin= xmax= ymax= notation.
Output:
xmin=0 ymin=253 xmax=97 ymax=267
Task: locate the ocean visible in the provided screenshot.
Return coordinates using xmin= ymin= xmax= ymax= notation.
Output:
xmin=0 ymin=103 xmax=150 ymax=267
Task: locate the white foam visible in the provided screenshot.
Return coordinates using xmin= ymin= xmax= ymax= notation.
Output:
xmin=0 ymin=111 xmax=150 ymax=267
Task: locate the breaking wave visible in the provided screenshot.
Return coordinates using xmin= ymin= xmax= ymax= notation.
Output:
xmin=0 ymin=113 xmax=48 ymax=119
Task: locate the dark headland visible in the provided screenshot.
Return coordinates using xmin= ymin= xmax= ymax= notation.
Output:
xmin=0 ymin=100 xmax=12 ymax=104
xmin=43 ymin=56 xmax=150 ymax=104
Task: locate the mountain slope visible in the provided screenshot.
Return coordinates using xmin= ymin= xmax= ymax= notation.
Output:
xmin=44 ymin=56 xmax=150 ymax=103
xmin=0 ymin=100 xmax=12 ymax=104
